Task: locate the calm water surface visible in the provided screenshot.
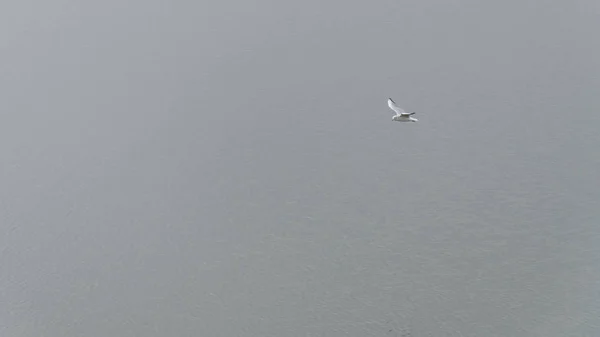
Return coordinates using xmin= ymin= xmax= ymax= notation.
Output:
xmin=1 ymin=0 xmax=599 ymax=336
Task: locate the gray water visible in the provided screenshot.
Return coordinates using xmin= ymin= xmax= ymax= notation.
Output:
xmin=1 ymin=0 xmax=599 ymax=336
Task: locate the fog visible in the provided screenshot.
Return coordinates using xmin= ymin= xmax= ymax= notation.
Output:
xmin=1 ymin=0 xmax=599 ymax=336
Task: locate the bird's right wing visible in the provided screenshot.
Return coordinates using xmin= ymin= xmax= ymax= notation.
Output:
xmin=387 ymin=98 xmax=406 ymax=115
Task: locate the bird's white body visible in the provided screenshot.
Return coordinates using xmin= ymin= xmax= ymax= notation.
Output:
xmin=392 ymin=114 xmax=418 ymax=122
xmin=388 ymin=98 xmax=418 ymax=122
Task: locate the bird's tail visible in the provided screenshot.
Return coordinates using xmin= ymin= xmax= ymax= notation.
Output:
xmin=409 ymin=112 xmax=416 ymax=115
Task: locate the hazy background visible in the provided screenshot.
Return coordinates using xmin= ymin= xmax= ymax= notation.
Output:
xmin=1 ymin=0 xmax=599 ymax=336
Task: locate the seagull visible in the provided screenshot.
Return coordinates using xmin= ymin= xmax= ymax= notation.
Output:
xmin=388 ymin=98 xmax=418 ymax=122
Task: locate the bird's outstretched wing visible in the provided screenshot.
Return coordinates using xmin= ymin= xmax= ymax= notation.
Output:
xmin=388 ymin=98 xmax=407 ymax=115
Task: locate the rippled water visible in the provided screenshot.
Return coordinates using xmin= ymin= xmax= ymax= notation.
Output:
xmin=1 ymin=0 xmax=599 ymax=336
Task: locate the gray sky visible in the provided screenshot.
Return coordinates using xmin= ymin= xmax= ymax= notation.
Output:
xmin=1 ymin=0 xmax=599 ymax=336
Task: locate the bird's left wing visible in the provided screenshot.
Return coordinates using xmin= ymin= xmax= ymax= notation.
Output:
xmin=387 ymin=98 xmax=406 ymax=115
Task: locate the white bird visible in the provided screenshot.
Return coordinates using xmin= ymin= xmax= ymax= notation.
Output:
xmin=388 ymin=98 xmax=418 ymax=122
